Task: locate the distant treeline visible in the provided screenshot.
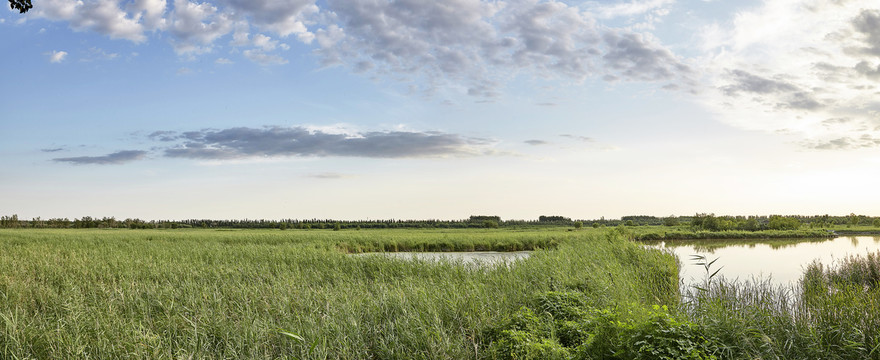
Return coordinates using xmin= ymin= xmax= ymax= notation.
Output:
xmin=0 ymin=213 xmax=877 ymax=230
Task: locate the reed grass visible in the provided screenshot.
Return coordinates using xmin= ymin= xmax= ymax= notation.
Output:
xmin=3 ymin=228 xmax=877 ymax=359
xmin=0 ymin=228 xmax=675 ymax=359
xmin=680 ymin=251 xmax=880 ymax=359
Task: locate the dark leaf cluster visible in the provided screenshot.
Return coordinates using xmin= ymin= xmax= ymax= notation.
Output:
xmin=9 ymin=0 xmax=32 ymax=13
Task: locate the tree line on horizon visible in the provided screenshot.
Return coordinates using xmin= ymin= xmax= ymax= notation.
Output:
xmin=1 ymin=213 xmax=878 ymax=230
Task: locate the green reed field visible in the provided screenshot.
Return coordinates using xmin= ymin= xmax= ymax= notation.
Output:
xmin=2 ymin=227 xmax=879 ymax=359
xmin=0 ymin=228 xmax=677 ymax=359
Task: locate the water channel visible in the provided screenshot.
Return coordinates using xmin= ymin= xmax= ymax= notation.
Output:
xmin=646 ymin=236 xmax=880 ymax=286
xmin=356 ymin=236 xmax=880 ymax=287
xmin=355 ymin=251 xmax=532 ymax=266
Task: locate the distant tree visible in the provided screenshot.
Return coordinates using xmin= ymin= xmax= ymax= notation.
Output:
xmin=0 ymin=214 xmax=21 ymax=228
xmin=573 ymin=221 xmax=583 ymax=229
xmin=849 ymin=213 xmax=859 ymax=227
xmin=483 ymin=220 xmax=499 ymax=229
xmin=741 ymin=217 xmax=759 ymax=231
xmin=470 ymin=215 xmax=501 ymax=223
xmin=624 ymin=220 xmax=634 ymax=226
xmin=539 ymin=215 xmax=571 ymax=222
xmin=698 ymin=214 xmax=720 ymax=231
xmin=9 ymin=0 xmax=32 ymax=13
xmin=767 ymin=215 xmax=800 ymax=230
xmin=662 ymin=216 xmax=679 ymax=227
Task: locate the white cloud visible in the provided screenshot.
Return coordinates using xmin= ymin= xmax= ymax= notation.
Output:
xmin=27 ymin=0 xmax=692 ymax=98
xmin=587 ymin=0 xmax=675 ymax=19
xmin=218 ymin=0 xmax=317 ymax=39
xmin=230 ymin=20 xmax=249 ymax=46
xmin=128 ymin=0 xmax=167 ymax=30
xmin=698 ymin=0 xmax=880 ymax=149
xmin=169 ymin=0 xmax=233 ymax=54
xmin=34 ymin=0 xmax=149 ymax=42
xmin=81 ymin=47 xmax=119 ymax=61
xmin=243 ymin=49 xmax=288 ymax=65
xmin=48 ymin=50 xmax=68 ymax=63
xmin=252 ymin=33 xmax=278 ymax=50
xmin=314 ymin=0 xmax=691 ymax=98
xmin=215 ymin=57 xmax=233 ymax=64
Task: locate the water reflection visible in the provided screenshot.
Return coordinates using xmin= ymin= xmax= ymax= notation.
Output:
xmin=645 ymin=236 xmax=880 ymax=286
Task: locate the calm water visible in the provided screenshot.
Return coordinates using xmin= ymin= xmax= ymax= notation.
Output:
xmin=355 ymin=251 xmax=531 ymax=266
xmin=646 ymin=236 xmax=880 ymax=286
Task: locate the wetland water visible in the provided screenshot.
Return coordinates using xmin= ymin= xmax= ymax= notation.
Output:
xmin=646 ymin=236 xmax=880 ymax=286
xmin=355 ymin=251 xmax=531 ymax=266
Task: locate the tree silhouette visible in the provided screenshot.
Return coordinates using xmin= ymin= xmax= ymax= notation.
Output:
xmin=9 ymin=0 xmax=32 ymax=13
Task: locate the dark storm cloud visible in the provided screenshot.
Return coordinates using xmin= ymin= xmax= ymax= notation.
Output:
xmin=53 ymin=150 xmax=148 ymax=165
xmin=162 ymin=126 xmax=493 ymax=159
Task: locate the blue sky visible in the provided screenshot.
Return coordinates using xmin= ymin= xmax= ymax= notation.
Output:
xmin=3 ymin=0 xmax=880 ymax=220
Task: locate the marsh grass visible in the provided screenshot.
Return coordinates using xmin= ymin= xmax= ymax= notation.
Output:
xmin=5 ymin=228 xmax=876 ymax=359
xmin=0 ymin=228 xmax=676 ymax=359
xmin=681 ymin=251 xmax=880 ymax=359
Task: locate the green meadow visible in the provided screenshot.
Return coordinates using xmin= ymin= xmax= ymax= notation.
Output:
xmin=0 ymin=228 xmax=878 ymax=359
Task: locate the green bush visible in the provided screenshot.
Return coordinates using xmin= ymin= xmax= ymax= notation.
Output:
xmin=485 ymin=294 xmax=720 ymax=360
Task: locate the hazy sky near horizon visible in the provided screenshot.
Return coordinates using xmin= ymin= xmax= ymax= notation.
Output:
xmin=3 ymin=0 xmax=880 ymax=220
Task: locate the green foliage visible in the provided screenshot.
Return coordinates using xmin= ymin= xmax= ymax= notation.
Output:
xmin=0 ymin=214 xmax=21 ymax=228
xmin=573 ymin=221 xmax=583 ymax=229
xmin=486 ymin=295 xmax=719 ymax=360
xmin=539 ymin=216 xmax=571 ymax=223
xmin=628 ymin=307 xmax=720 ymax=360
xmin=767 ymin=215 xmax=800 ymax=230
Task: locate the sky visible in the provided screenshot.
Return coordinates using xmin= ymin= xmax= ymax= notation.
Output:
xmin=3 ymin=0 xmax=880 ymax=221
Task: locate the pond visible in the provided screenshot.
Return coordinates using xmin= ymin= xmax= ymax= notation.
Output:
xmin=645 ymin=236 xmax=880 ymax=286
xmin=354 ymin=251 xmax=531 ymax=266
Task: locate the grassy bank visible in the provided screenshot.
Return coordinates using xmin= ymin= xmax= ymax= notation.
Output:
xmin=626 ymin=226 xmax=834 ymax=241
xmin=0 ymin=229 xmax=676 ymax=359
